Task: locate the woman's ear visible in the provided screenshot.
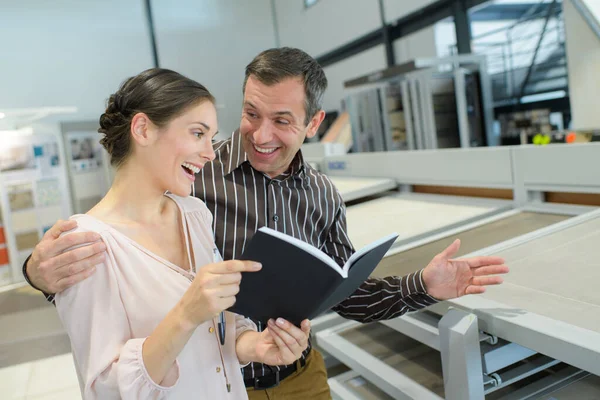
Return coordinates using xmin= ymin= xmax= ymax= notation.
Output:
xmin=130 ymin=113 xmax=157 ymax=147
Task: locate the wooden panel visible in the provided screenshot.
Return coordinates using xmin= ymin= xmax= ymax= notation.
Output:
xmin=412 ymin=185 xmax=513 ymax=200
xmin=545 ymin=191 xmax=600 ymax=206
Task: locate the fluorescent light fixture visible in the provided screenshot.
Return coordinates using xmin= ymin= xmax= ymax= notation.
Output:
xmin=0 ymin=112 xmax=5 ymax=119
xmin=520 ymin=90 xmax=567 ymax=104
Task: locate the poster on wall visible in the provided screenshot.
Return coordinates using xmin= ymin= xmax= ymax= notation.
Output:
xmin=36 ymin=179 xmax=62 ymax=207
xmin=69 ymin=137 xmax=103 ymax=172
xmin=33 ymin=142 xmax=61 ymax=172
xmin=0 ymin=130 xmax=72 ymax=288
xmin=0 ymin=144 xmax=35 ymax=172
xmin=7 ymin=183 xmax=35 ymax=212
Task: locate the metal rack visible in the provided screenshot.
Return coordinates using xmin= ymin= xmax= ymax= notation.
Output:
xmin=343 ymin=55 xmax=496 ymax=153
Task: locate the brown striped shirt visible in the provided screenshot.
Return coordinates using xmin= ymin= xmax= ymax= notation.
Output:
xmin=196 ymin=130 xmax=438 ymax=380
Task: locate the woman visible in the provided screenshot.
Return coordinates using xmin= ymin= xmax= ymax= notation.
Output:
xmin=55 ymin=68 xmax=311 ymax=399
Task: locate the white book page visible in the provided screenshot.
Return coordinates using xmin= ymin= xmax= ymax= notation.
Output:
xmin=342 ymin=233 xmax=399 ymax=275
xmin=258 ymin=227 xmax=342 ymax=274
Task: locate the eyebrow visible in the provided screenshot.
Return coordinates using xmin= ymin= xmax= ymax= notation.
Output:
xmin=193 ymin=122 xmax=218 ymax=136
xmin=244 ymin=101 xmax=294 ymax=118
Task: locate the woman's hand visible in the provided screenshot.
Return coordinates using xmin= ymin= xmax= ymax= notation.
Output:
xmin=176 ymin=260 xmax=262 ymax=329
xmin=237 ymin=318 xmax=311 ymax=366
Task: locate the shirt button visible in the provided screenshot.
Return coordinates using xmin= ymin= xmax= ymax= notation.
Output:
xmin=209 ymin=327 xmax=214 ymax=333
xmin=216 ymin=367 xmax=221 ymax=373
xmin=273 ymin=215 xmax=279 ymax=222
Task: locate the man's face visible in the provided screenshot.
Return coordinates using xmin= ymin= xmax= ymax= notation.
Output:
xmin=240 ymin=76 xmax=324 ymax=178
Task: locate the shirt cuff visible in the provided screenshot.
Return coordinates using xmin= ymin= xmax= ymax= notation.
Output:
xmin=22 ymin=253 xmax=55 ymax=302
xmin=235 ymin=316 xmax=258 ymax=367
xmin=117 ymin=337 xmax=180 ymax=394
xmin=416 ymin=269 xmax=441 ymax=304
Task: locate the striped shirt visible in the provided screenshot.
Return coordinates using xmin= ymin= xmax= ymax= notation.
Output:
xmin=196 ymin=130 xmax=438 ymax=380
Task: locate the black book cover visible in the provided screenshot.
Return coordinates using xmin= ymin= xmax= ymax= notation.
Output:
xmin=229 ymin=228 xmax=398 ymax=325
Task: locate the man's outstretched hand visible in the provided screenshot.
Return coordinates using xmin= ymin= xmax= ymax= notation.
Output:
xmin=422 ymin=239 xmax=509 ymax=300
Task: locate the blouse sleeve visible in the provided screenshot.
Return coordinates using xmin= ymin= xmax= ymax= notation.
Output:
xmin=234 ymin=313 xmax=257 ymax=367
xmin=55 ymin=234 xmax=180 ymax=399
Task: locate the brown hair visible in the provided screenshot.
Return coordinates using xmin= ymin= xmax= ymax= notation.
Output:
xmin=99 ymin=68 xmax=215 ymax=167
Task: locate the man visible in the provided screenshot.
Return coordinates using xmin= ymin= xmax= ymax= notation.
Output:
xmin=24 ymin=47 xmax=508 ymax=399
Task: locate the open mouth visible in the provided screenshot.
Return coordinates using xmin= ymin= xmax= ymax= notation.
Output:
xmin=181 ymin=162 xmax=200 ymax=178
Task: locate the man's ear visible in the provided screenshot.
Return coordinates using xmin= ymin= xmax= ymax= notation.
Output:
xmin=305 ymin=110 xmax=326 ymax=139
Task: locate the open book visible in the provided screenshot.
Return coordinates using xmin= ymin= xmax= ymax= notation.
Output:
xmin=229 ymin=227 xmax=398 ymax=325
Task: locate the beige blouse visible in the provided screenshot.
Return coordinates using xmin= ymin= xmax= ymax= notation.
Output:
xmin=55 ymin=194 xmax=256 ymax=399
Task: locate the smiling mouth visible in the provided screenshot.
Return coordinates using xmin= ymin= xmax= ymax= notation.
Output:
xmin=181 ymin=162 xmax=201 ymax=176
xmin=253 ymin=144 xmax=278 ymax=154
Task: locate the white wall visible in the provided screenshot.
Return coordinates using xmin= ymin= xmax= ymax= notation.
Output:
xmin=152 ymin=0 xmax=277 ymax=138
xmin=273 ymin=0 xmax=381 ymax=57
xmin=0 ymin=0 xmax=276 ymax=139
xmin=564 ymin=0 xmax=600 ymax=129
xmin=386 ymin=0 xmax=437 ymax=64
xmin=322 ymin=45 xmax=387 ymax=112
xmin=383 ymin=0 xmax=437 ymax=22
xmin=0 ymin=0 xmax=154 ymax=124
xmin=393 ymin=28 xmax=438 ymax=63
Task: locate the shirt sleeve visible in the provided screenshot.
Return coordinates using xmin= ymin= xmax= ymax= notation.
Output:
xmin=321 ymin=199 xmax=439 ymax=322
xmin=331 ymin=270 xmax=439 ymax=323
xmin=55 ymin=236 xmax=180 ymax=399
xmin=320 ymin=203 xmax=355 ymax=268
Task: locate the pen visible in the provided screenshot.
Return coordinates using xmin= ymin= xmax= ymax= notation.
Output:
xmin=213 ymin=248 xmax=226 ymax=346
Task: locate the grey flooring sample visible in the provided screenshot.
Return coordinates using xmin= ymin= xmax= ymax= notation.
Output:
xmin=372 ymin=212 xmax=568 ymax=278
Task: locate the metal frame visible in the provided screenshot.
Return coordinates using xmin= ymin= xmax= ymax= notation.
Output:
xmin=319 ymin=321 xmax=444 ymax=400
xmin=329 ymin=372 xmax=368 ymax=400
xmin=409 ymin=79 xmax=425 ymax=150
xmin=439 ymin=309 xmax=485 ymax=399
xmin=329 ymin=371 xmax=392 ymax=400
xmin=453 ymin=68 xmax=471 ymax=148
xmin=400 ymin=80 xmax=416 ymax=151
xmin=315 ymin=0 xmax=489 ymax=69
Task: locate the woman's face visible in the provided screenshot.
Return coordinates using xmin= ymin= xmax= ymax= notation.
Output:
xmin=138 ymin=101 xmax=218 ymax=197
